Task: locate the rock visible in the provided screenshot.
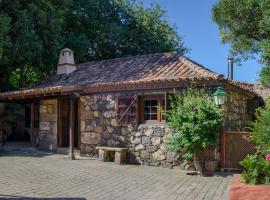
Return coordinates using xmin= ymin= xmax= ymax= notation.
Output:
xmin=135 ymin=144 xmax=145 ymax=151
xmin=111 ymin=119 xmax=118 ymax=126
xmin=93 ymin=111 xmax=99 ymax=117
xmin=140 ymin=150 xmax=150 ymax=160
xmin=151 ymin=137 xmax=161 ymax=146
xmin=146 ymin=146 xmax=158 ymax=153
xmin=117 ymin=136 xmax=128 ymax=143
xmin=107 ymin=126 xmax=114 ymax=133
xmin=166 ymin=151 xmax=178 ymax=163
xmin=135 ymin=131 xmax=142 ymax=137
xmin=103 ymin=119 xmax=111 ymax=126
xmin=106 ymin=101 xmax=115 ymax=110
xmin=85 ymin=106 xmax=90 ymax=111
xmin=95 ymin=126 xmax=102 ymax=133
xmin=160 ymin=143 xmax=166 ymax=151
xmin=144 ymin=128 xmax=154 ymax=136
xmin=165 ymin=127 xmax=172 ymax=134
xmin=85 ymin=125 xmax=95 ymax=131
xmin=91 ymin=104 xmax=98 ymax=110
xmin=163 ymin=163 xmax=173 ymax=169
xmin=142 ymin=137 xmax=150 ymax=146
xmin=121 ymin=127 xmax=129 ymax=136
xmin=154 ymin=127 xmax=164 ymax=136
xmin=81 ymin=121 xmax=86 ymax=131
xmin=85 ymin=145 xmax=94 ymax=153
xmin=152 ymin=150 xmax=165 ymax=161
xmin=130 ymin=136 xmax=141 ymax=144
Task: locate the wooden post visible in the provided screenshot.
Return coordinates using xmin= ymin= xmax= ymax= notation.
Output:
xmin=69 ymin=93 xmax=80 ymax=160
xmin=69 ymin=97 xmax=75 ymax=160
xmin=30 ymin=103 xmax=35 ymax=147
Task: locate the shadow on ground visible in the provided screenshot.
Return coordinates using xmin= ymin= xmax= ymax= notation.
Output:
xmin=0 ymin=194 xmax=86 ymax=200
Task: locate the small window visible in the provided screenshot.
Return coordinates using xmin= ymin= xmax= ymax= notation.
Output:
xmin=140 ymin=95 xmax=165 ymax=123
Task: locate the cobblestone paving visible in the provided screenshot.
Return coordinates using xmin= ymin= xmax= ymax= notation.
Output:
xmin=0 ymin=146 xmax=232 ymax=200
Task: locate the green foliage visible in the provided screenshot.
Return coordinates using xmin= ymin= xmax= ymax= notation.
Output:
xmin=240 ymin=154 xmax=270 ymax=185
xmin=0 ymin=0 xmax=187 ymax=90
xmin=164 ymin=88 xmax=224 ymax=161
xmin=9 ymin=66 xmax=41 ymax=89
xmin=249 ymin=99 xmax=270 ymax=153
xmin=212 ymin=0 xmax=270 ymax=86
xmin=240 ymin=99 xmax=270 ymax=185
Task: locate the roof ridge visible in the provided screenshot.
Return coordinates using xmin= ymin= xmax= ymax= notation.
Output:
xmin=180 ymin=56 xmax=224 ymax=78
xmin=77 ymin=52 xmax=177 ymax=67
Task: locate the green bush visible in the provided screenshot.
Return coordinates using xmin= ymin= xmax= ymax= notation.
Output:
xmin=240 ymin=154 xmax=270 ymax=185
xmin=164 ymin=88 xmax=224 ymax=161
xmin=249 ymin=99 xmax=270 ymax=153
xmin=240 ymin=98 xmax=270 ymax=184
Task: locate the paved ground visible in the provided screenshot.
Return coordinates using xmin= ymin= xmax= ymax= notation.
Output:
xmin=0 ymin=143 xmax=232 ymax=200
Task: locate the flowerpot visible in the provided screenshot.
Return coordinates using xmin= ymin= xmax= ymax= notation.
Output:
xmin=230 ymin=174 xmax=270 ymax=200
xmin=204 ymin=160 xmax=218 ymax=172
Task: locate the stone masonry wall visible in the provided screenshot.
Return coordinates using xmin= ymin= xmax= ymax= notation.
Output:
xmin=79 ymin=90 xmax=255 ymax=169
xmin=38 ymin=99 xmax=58 ymax=151
xmin=79 ymin=93 xmax=180 ymax=168
xmin=223 ymin=90 xmax=251 ymax=131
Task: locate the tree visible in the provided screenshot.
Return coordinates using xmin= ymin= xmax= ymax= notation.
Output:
xmin=0 ymin=0 xmax=187 ymax=90
xmin=63 ymin=0 xmax=186 ymax=62
xmin=212 ymin=0 xmax=270 ymax=86
xmin=0 ymin=0 xmax=67 ymax=90
xmin=165 ymin=88 xmax=224 ymax=174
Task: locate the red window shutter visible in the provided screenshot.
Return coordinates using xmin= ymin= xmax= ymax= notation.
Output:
xmin=117 ymin=96 xmax=138 ymax=124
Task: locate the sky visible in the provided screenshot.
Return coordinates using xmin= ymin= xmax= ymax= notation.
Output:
xmin=143 ymin=0 xmax=261 ymax=83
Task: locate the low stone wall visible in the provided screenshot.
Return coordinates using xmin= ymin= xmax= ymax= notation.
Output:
xmin=38 ymin=99 xmax=58 ymax=151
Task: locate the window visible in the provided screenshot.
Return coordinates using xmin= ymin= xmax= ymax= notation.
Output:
xmin=116 ymin=96 xmax=138 ymax=124
xmin=140 ymin=95 xmax=165 ymax=123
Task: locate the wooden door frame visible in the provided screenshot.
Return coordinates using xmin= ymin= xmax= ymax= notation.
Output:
xmin=57 ymin=98 xmax=80 ymax=148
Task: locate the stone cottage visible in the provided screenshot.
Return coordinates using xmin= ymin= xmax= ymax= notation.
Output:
xmin=0 ymin=48 xmax=265 ymax=169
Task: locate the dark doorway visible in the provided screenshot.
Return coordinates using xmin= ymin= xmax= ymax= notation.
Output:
xmin=58 ymin=99 xmax=79 ymax=148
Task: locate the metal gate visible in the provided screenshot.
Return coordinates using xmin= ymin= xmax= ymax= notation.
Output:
xmin=220 ymin=131 xmax=256 ymax=170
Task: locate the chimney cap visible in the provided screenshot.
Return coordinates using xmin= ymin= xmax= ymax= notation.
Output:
xmin=60 ymin=48 xmax=73 ymax=53
xmin=227 ymin=56 xmax=234 ymax=61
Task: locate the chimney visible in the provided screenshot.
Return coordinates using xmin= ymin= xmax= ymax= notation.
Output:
xmin=227 ymin=56 xmax=234 ymax=80
xmin=57 ymin=48 xmax=76 ymax=75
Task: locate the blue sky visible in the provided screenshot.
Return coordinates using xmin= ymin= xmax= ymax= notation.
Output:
xmin=143 ymin=0 xmax=261 ymax=83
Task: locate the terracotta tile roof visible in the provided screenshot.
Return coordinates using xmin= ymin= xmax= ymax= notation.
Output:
xmin=32 ymin=52 xmax=223 ymax=88
xmin=234 ymin=82 xmax=270 ymax=100
xmin=0 ymin=52 xmax=257 ymax=100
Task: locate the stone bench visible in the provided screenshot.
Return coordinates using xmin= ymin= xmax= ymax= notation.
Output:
xmin=96 ymin=146 xmax=128 ymax=164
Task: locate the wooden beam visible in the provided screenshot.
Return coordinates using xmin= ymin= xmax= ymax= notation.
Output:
xmin=69 ymin=97 xmax=75 ymax=160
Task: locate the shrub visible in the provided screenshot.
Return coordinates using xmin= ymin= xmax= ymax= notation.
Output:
xmin=249 ymin=99 xmax=270 ymax=153
xmin=240 ymin=154 xmax=270 ymax=185
xmin=164 ymin=88 xmax=224 ymax=161
xmin=240 ymin=98 xmax=270 ymax=184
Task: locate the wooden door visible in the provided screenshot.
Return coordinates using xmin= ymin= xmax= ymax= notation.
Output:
xmin=58 ymin=99 xmax=69 ymax=147
xmin=58 ymin=98 xmax=79 ymax=148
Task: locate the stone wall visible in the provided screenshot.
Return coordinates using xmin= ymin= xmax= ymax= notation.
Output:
xmin=80 ymin=93 xmax=185 ymax=168
xmin=223 ymin=90 xmax=251 ymax=131
xmin=38 ymin=99 xmax=58 ymax=151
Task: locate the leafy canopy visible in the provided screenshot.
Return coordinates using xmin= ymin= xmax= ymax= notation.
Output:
xmin=0 ymin=0 xmax=187 ymax=90
xmin=212 ymin=0 xmax=270 ymax=86
xmin=165 ymin=88 xmax=224 ymax=161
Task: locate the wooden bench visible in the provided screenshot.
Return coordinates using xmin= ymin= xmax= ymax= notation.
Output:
xmin=96 ymin=146 xmax=128 ymax=164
